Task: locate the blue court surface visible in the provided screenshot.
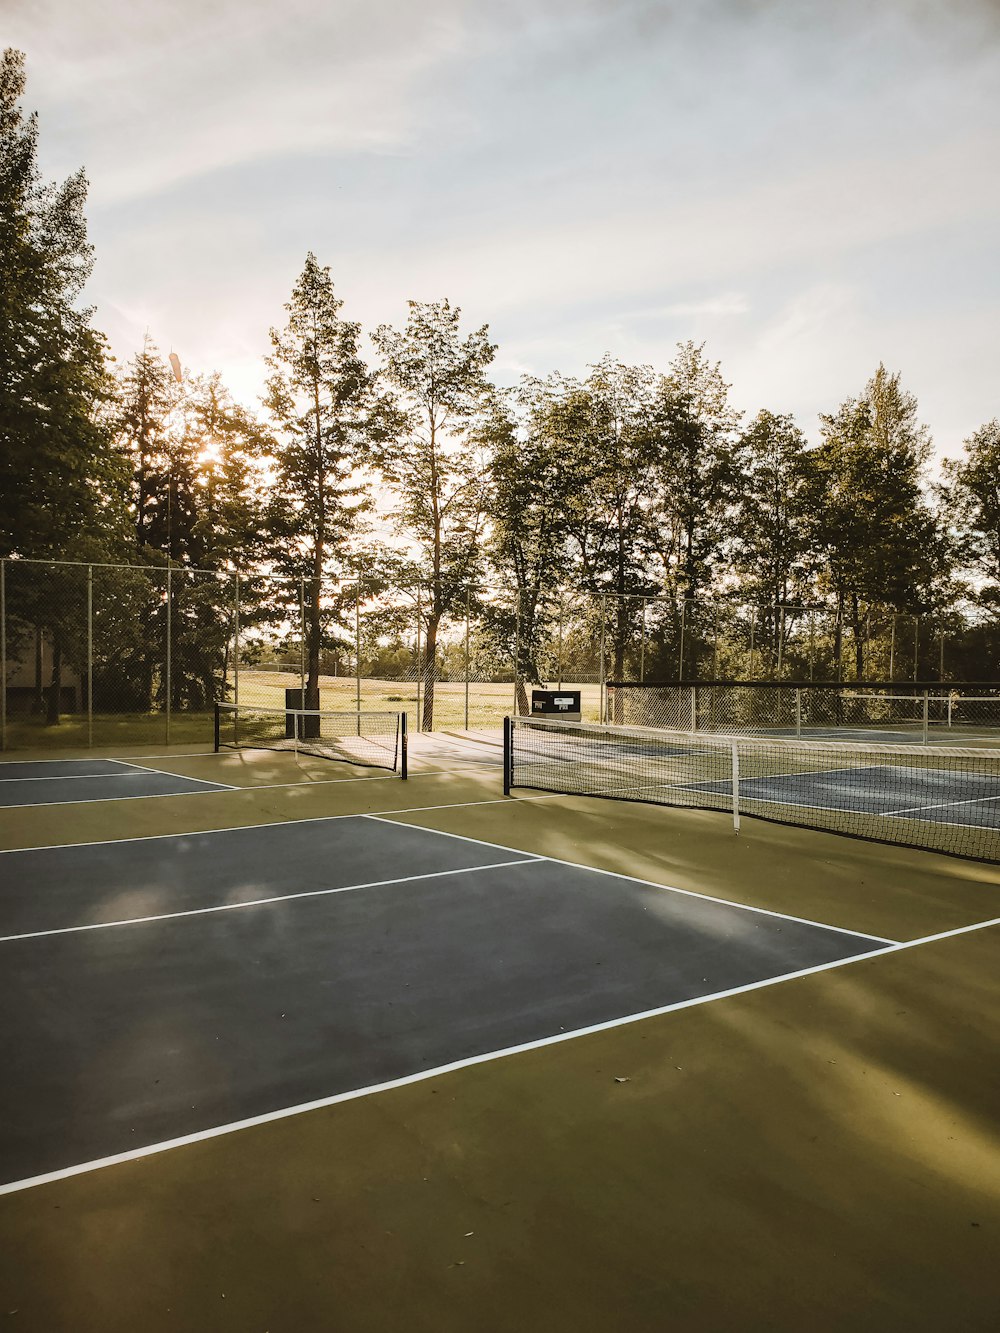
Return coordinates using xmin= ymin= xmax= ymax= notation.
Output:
xmin=0 ymin=758 xmax=234 ymax=806
xmin=0 ymin=814 xmax=889 ymax=1190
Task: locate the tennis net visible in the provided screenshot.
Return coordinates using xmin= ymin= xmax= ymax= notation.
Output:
xmin=504 ymin=714 xmax=1000 ymax=862
xmin=215 ymin=703 xmax=407 ymax=777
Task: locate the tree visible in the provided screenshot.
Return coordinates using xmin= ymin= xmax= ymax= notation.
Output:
xmin=263 ymin=255 xmax=387 ymax=715
xmin=552 ymin=357 xmax=662 ymax=703
xmin=648 ymin=342 xmax=742 ymax=678
xmin=732 ymin=409 xmax=813 ymax=675
xmin=485 ymin=383 xmax=578 ymax=712
xmin=0 ymin=48 xmax=124 ymax=561
xmin=372 ymin=300 xmax=496 ymax=730
xmin=803 ymin=364 xmax=941 ymax=678
xmin=939 ymin=420 xmax=1000 ymax=608
xmin=0 ymin=48 xmax=128 ymax=723
xmin=114 ymin=335 xmax=174 ymax=552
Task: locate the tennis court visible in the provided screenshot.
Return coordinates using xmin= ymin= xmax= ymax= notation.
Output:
xmin=0 ymin=714 xmax=998 ymax=1332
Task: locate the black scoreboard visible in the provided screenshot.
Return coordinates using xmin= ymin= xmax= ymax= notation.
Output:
xmin=531 ymin=689 xmax=582 ymax=721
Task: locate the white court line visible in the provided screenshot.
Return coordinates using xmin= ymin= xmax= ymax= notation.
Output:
xmin=0 ymin=769 xmax=189 ymax=785
xmin=887 ymin=792 xmax=1000 ymax=817
xmin=0 ymin=798 xmax=562 ymax=856
xmin=363 ymin=814 xmax=898 ymax=944
xmin=2 ymin=911 xmax=995 ymax=1198
xmin=0 ymin=780 xmax=239 ymax=810
xmin=0 ymin=857 xmax=539 ymax=945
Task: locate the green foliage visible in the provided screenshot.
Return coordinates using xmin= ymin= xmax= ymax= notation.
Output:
xmin=802 ymin=364 xmax=943 ymax=676
xmin=0 ymin=48 xmax=126 ymax=564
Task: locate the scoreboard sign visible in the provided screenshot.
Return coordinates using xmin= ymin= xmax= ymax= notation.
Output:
xmin=531 ymin=689 xmax=582 ymax=721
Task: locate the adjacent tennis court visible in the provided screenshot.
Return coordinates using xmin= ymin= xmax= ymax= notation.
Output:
xmin=0 ymin=716 xmax=998 ymax=1333
xmin=506 ymin=715 xmax=1000 ymax=860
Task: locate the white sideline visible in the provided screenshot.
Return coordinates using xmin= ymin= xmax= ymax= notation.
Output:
xmin=1 ymin=912 xmax=995 ymax=1198
xmin=363 ymin=815 xmax=898 ymax=944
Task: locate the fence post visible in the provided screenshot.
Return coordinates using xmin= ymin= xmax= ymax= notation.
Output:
xmin=415 ymin=595 xmax=422 ymax=733
xmin=165 ymin=565 xmax=172 ymax=745
xmin=598 ymin=595 xmax=606 ymax=723
xmin=678 ymin=599 xmax=686 ymax=678
xmin=913 ymin=615 xmax=920 ymax=682
xmin=795 ymin=687 xmax=802 ymax=739
xmin=87 ymin=565 xmax=93 ymax=749
xmin=464 ymin=588 xmax=470 ymax=730
xmin=922 ymin=690 xmax=929 ymax=744
xmin=355 ymin=589 xmax=361 ymax=729
xmin=557 ymin=600 xmax=564 ymax=690
xmin=0 ymin=559 xmax=5 ymax=752
xmin=889 ymin=613 xmax=896 ymax=680
xmin=640 ymin=598 xmax=647 ymax=683
xmin=748 ymin=609 xmax=756 ymax=680
xmin=234 ymin=573 xmax=240 ymax=710
xmin=731 ymin=740 xmax=740 ymax=833
xmin=299 ymin=577 xmax=306 ymax=700
xmin=690 ymin=685 xmax=697 ymax=733
xmin=513 ymin=588 xmax=521 ymax=718
xmin=939 ymin=630 xmax=945 ymax=681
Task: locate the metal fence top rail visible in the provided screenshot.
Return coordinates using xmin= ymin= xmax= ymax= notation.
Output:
xmin=509 ymin=712 xmax=1000 ymax=760
xmin=606 ymin=679 xmax=1000 ymax=690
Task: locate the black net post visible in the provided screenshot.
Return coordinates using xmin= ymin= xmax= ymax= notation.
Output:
xmin=213 ymin=702 xmax=221 ymax=752
xmin=400 ymin=711 xmax=408 ymax=780
xmin=503 ymin=716 xmax=513 ymax=795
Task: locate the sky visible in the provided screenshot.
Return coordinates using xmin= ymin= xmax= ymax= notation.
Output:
xmin=7 ymin=0 xmax=1000 ymax=460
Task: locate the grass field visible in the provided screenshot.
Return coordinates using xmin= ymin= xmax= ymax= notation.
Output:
xmin=0 ymin=675 xmax=603 ymax=751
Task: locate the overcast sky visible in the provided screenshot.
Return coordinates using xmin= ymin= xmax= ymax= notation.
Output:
xmin=7 ymin=0 xmax=1000 ymax=459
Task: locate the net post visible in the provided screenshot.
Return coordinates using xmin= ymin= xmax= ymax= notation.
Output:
xmin=503 ymin=716 xmax=512 ymax=795
xmin=399 ymin=711 xmax=408 ymax=780
xmin=731 ymin=740 xmax=740 ymax=833
xmin=214 ymin=702 xmax=221 ymax=752
xmin=922 ymin=690 xmax=929 ymax=744
xmin=795 ymin=687 xmax=802 ymax=738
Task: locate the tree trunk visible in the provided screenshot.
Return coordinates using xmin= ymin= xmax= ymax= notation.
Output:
xmin=851 ymin=592 xmax=864 ymax=680
xmin=304 ymin=573 xmax=322 ymax=737
xmin=33 ymin=626 xmax=43 ymax=714
xmin=422 ymin=613 xmax=440 ymax=731
xmin=46 ymin=633 xmax=62 ymax=726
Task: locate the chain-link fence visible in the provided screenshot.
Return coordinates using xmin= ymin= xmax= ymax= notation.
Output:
xmin=2 ymin=557 xmax=997 ymax=751
xmin=606 ymin=681 xmax=1000 ymax=743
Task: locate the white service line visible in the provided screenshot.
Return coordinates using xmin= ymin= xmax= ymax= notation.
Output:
xmin=0 ymin=798 xmax=559 ymax=855
xmin=2 ymin=911 xmax=995 ymax=1198
xmin=0 ymin=771 xmax=168 ymax=785
xmin=0 ymin=857 xmax=540 ymax=944
xmin=0 ymin=781 xmax=239 ymax=810
xmin=363 ymin=813 xmax=898 ymax=943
